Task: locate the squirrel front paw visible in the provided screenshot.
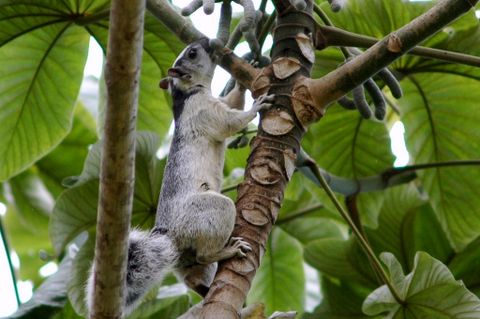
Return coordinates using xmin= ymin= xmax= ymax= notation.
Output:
xmin=253 ymin=94 xmax=275 ymax=113
xmin=228 ymin=237 xmax=252 ymax=258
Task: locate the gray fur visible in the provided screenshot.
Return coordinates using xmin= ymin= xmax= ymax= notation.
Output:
xmin=86 ymin=39 xmax=271 ymax=316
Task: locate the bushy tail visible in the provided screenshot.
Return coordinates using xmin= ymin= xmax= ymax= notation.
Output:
xmin=86 ymin=229 xmax=178 ymax=315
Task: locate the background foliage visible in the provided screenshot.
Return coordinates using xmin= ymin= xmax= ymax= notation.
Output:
xmin=0 ymin=0 xmax=479 ymax=318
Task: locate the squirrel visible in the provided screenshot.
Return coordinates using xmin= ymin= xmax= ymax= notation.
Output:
xmin=86 ymin=38 xmax=273 ymax=315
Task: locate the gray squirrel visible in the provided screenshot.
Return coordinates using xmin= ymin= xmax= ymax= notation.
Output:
xmin=86 ymin=38 xmax=273 ymax=315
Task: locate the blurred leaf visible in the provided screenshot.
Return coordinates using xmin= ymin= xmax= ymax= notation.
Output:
xmin=36 ymin=103 xmax=97 ymax=197
xmin=449 ymin=237 xmax=480 ymax=290
xmin=68 ymin=233 xmax=95 ymax=316
xmin=303 ymin=106 xmax=394 ymax=228
xmin=127 ymin=294 xmax=190 ymax=319
xmin=51 ymin=301 xmax=83 ymax=319
xmin=248 ymin=228 xmax=305 ymax=315
xmin=363 ymin=252 xmax=480 ymax=318
xmin=9 ymin=256 xmax=72 ymax=319
xmin=280 ymin=217 xmax=343 ymax=245
xmin=400 ymin=74 xmax=480 ymax=251
xmin=0 ymin=24 xmax=89 ymax=181
xmin=304 ymin=237 xmax=375 ymax=287
xmin=50 ymin=132 xmax=164 ymax=255
xmin=3 ymin=170 xmax=54 ymax=284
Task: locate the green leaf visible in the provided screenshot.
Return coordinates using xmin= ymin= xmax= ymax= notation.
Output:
xmin=127 ymin=294 xmax=190 ymax=319
xmin=319 ymin=0 xmax=480 ymax=78
xmin=247 ymin=228 xmax=305 ymax=315
xmin=363 ymin=252 xmax=480 ymax=318
xmin=304 ymin=237 xmax=374 ymax=287
xmin=9 ymin=256 xmax=72 ymax=318
xmin=3 ymin=170 xmax=54 ymax=284
xmin=0 ymin=24 xmax=89 ymax=181
xmin=448 ymin=237 xmax=480 ymax=290
xmin=366 ymin=184 xmax=452 ymax=270
xmin=36 ymin=103 xmax=97 ymax=197
xmin=280 ymin=217 xmax=343 ymax=245
xmin=67 ymin=233 xmax=94 ymax=316
xmin=303 ymin=106 xmax=394 ymax=227
xmin=50 ymin=132 xmax=164 ymax=255
xmin=400 ymin=74 xmax=480 ymax=251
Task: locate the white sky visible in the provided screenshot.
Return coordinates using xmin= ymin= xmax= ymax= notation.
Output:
xmin=0 ymin=1 xmax=412 ymax=316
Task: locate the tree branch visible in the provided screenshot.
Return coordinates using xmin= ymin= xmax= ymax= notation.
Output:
xmin=89 ymin=1 xmax=145 ymax=318
xmin=294 ymin=0 xmax=478 ymax=128
xmin=146 ymin=0 xmax=260 ymax=89
xmin=315 ymin=24 xmax=480 ymax=68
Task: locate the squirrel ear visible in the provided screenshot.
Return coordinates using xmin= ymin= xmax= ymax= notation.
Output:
xmin=159 ymin=77 xmax=170 ymax=90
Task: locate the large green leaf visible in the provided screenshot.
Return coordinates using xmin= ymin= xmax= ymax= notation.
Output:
xmin=50 ymin=132 xmax=164 ymax=255
xmin=0 ymin=24 xmax=89 ymax=181
xmin=303 ymin=106 xmax=394 ymax=227
xmin=304 ymin=237 xmax=375 ymax=287
xmin=304 ymin=184 xmax=456 ymax=289
xmin=36 ymin=103 xmax=97 ymax=197
xmin=363 ymin=252 xmax=480 ymax=318
xmin=400 ymin=74 xmax=480 ymax=251
xmin=247 ymin=228 xmax=305 ymax=315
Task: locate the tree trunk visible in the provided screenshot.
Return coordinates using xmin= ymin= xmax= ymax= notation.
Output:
xmin=89 ymin=1 xmax=145 ymax=318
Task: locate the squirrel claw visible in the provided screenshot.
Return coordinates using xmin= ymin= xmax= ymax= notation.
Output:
xmin=229 ymin=237 xmax=252 ymax=257
xmin=253 ymin=94 xmax=275 ymax=112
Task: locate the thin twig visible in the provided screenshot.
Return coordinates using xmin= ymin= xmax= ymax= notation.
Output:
xmin=276 ymin=203 xmax=324 ymax=224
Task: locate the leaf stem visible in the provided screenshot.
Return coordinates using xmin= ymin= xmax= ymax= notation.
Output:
xmin=0 ymin=216 xmax=20 ymax=306
xmin=316 ymin=24 xmax=480 ymax=68
xmin=309 ymin=159 xmax=404 ymax=304
xmin=258 ymin=12 xmax=276 ymax=50
xmin=276 ymin=203 xmax=324 ymax=224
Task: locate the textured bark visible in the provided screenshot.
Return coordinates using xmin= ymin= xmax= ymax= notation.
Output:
xmin=200 ymin=1 xmax=314 ymax=318
xmin=89 ymin=1 xmax=145 ymax=318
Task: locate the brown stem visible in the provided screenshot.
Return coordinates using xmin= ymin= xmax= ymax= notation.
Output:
xmin=146 ymin=0 xmax=260 ymax=89
xmin=89 ymin=0 xmax=145 ymax=318
xmin=316 ymin=25 xmax=480 ymax=68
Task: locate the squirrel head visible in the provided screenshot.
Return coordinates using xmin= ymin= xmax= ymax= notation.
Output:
xmin=160 ymin=38 xmax=217 ymax=92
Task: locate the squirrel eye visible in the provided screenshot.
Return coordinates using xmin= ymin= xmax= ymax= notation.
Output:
xmin=188 ymin=49 xmax=197 ymax=59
